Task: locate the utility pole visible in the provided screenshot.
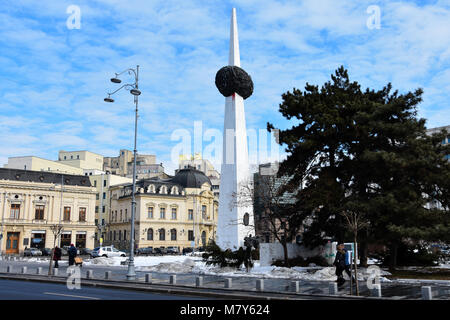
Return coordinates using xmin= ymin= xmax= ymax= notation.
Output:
xmin=48 ymin=175 xmax=64 ymax=275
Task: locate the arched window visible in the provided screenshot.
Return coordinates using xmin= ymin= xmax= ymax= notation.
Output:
xmin=171 ymin=186 xmax=178 ymax=195
xmin=159 ymin=228 xmax=165 ymax=241
xmin=113 ymin=231 xmax=116 ymax=241
xmin=119 ymin=230 xmax=122 ymax=241
xmin=147 ymin=229 xmax=153 ymax=241
xmin=171 ymin=229 xmax=177 ymax=241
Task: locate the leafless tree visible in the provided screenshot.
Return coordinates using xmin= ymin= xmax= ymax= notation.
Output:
xmin=340 ymin=210 xmax=369 ymax=296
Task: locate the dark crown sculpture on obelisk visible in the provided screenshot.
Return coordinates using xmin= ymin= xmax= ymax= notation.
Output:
xmin=215 ymin=8 xmax=255 ymax=250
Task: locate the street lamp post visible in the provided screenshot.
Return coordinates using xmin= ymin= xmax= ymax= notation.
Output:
xmin=105 ymin=65 xmax=141 ymax=281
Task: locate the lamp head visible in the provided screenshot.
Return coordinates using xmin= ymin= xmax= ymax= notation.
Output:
xmin=104 ymin=97 xmax=114 ymax=103
xmin=130 ymin=89 xmax=141 ymax=96
xmin=110 ymin=78 xmax=121 ymax=84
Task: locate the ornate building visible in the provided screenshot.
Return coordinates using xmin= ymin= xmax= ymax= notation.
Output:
xmin=0 ymin=168 xmax=97 ymax=254
xmin=107 ymin=167 xmax=218 ymax=251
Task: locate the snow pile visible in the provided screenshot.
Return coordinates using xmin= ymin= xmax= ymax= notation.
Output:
xmin=89 ymin=257 xmax=119 ymax=266
xmin=136 ymin=258 xmax=197 ymax=273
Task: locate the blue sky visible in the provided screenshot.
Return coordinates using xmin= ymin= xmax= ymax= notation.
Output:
xmin=0 ymin=0 xmax=449 ymax=174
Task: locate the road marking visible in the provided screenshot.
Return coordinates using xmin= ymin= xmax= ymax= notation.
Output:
xmin=43 ymin=292 xmax=101 ymax=300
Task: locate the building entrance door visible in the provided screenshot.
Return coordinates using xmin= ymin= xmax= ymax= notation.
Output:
xmin=6 ymin=232 xmax=20 ymax=254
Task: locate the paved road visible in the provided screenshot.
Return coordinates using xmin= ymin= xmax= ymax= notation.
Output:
xmin=1 ymin=257 xmax=449 ymax=299
xmin=0 ymin=279 xmax=209 ymax=300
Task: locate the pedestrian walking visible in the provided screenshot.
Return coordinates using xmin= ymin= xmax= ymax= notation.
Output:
xmin=333 ymin=243 xmax=355 ymax=287
xmin=53 ymin=246 xmax=62 ymax=268
xmin=68 ymin=243 xmax=77 ymax=266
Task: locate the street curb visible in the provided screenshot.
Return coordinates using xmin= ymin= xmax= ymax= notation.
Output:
xmin=0 ymin=273 xmax=376 ymax=300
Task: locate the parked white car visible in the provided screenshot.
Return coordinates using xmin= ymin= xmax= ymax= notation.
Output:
xmin=92 ymin=246 xmax=126 ymax=258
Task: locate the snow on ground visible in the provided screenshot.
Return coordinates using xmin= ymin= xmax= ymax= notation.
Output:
xmin=81 ymin=255 xmax=392 ymax=282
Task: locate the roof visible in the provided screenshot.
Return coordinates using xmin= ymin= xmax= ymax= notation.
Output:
xmin=171 ymin=167 xmax=212 ymax=188
xmin=0 ymin=168 xmax=92 ymax=187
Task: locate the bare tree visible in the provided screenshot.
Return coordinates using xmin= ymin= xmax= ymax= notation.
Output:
xmin=340 ymin=210 xmax=369 ymax=296
xmin=232 ymin=173 xmax=300 ymax=267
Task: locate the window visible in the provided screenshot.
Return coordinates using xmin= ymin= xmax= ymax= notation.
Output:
xmin=124 ymin=230 xmax=127 ymax=241
xmin=171 ymin=229 xmax=177 ymax=241
xmin=10 ymin=204 xmax=20 ymax=219
xmin=64 ymin=156 xmax=66 ymax=160
xmin=35 ymin=205 xmax=44 ymax=220
xmin=171 ymin=208 xmax=177 ymax=220
xmin=148 ymin=207 xmax=153 ymax=219
xmin=104 ymin=180 xmax=107 ymax=187
xmin=202 ymin=205 xmax=207 ymax=219
xmin=96 ymin=193 xmax=99 ymax=200
xmin=147 ymin=229 xmax=153 ymax=240
xmin=188 ymin=230 xmax=194 ymax=241
xmin=77 ymin=155 xmax=80 ymax=159
xmin=103 ymin=192 xmax=106 ymax=199
xmin=160 ymin=207 xmax=166 ymax=219
xmin=125 ymin=209 xmax=127 ymax=220
xmin=120 ymin=210 xmax=122 ymax=222
xmin=102 ymin=206 xmax=105 ymax=213
xmin=79 ymin=207 xmax=86 ymax=222
xmin=71 ymin=155 xmax=73 ymax=159
xmin=159 ymin=228 xmax=165 ymax=241
xmin=119 ymin=230 xmax=122 ymax=241
xmin=188 ymin=209 xmax=193 ymax=220
xmin=63 ymin=207 xmax=71 ymax=221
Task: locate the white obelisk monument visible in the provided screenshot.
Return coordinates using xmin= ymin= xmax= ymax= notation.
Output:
xmin=216 ymin=8 xmax=255 ymax=250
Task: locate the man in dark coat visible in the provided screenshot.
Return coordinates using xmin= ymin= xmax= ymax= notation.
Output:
xmin=68 ymin=243 xmax=77 ymax=266
xmin=53 ymin=246 xmax=62 ymax=268
xmin=333 ymin=243 xmax=354 ymax=286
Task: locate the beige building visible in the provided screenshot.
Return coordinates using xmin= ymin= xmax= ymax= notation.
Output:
xmin=58 ymin=150 xmax=104 ymax=171
xmin=178 ymin=157 xmax=220 ymax=198
xmin=88 ymin=173 xmax=132 ymax=246
xmin=107 ymin=168 xmax=218 ymax=251
xmin=4 ymin=156 xmax=84 ymax=175
xmin=0 ymin=168 xmax=97 ymax=254
xmin=103 ymin=149 xmax=166 ymax=179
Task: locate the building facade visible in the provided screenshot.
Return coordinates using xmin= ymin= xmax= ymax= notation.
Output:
xmin=0 ymin=168 xmax=97 ymax=254
xmin=88 ymin=173 xmax=132 ymax=247
xmin=58 ymin=150 xmax=104 ymax=171
xmin=4 ymin=156 xmax=84 ymax=175
xmin=178 ymin=158 xmax=220 ymax=198
xmin=103 ymin=149 xmax=166 ymax=179
xmin=107 ymin=168 xmax=218 ymax=251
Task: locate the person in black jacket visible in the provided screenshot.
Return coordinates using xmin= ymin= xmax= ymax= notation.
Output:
xmin=333 ymin=243 xmax=354 ymax=286
xmin=68 ymin=243 xmax=77 ymax=266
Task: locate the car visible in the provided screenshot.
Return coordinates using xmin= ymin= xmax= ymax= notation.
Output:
xmin=136 ymin=247 xmax=153 ymax=255
xmin=91 ymin=246 xmax=126 ymax=258
xmin=166 ymin=246 xmax=180 ymax=254
xmin=79 ymin=248 xmax=92 ymax=256
xmin=40 ymin=248 xmax=52 ymax=256
xmin=182 ymin=247 xmax=193 ymax=255
xmin=153 ymin=247 xmax=165 ymax=255
xmin=24 ymin=248 xmax=43 ymax=257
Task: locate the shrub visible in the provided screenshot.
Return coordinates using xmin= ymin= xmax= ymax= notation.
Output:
xmin=202 ymin=240 xmax=256 ymax=271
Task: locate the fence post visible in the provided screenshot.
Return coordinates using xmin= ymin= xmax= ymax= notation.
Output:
xmin=21 ymin=266 xmax=27 ymax=274
xmin=422 ymin=286 xmax=432 ymax=300
xmin=37 ymin=267 xmax=42 ymax=275
xmin=145 ymin=273 xmax=152 ymax=283
xmin=329 ymin=282 xmax=338 ymax=295
xmin=225 ymin=278 xmax=232 ymax=289
xmin=196 ymin=276 xmax=203 ymax=287
xmin=170 ymin=275 xmax=176 ymax=284
xmin=105 ymin=271 xmax=112 ymax=280
xmin=256 ymin=279 xmax=264 ymax=292
xmin=290 ymin=281 xmax=300 ymax=293
xmin=6 ymin=265 xmax=12 ymax=273
xmin=86 ymin=270 xmax=93 ymax=279
xmin=371 ymin=284 xmax=382 ymax=297
xmin=53 ymin=268 xmax=58 ymax=276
